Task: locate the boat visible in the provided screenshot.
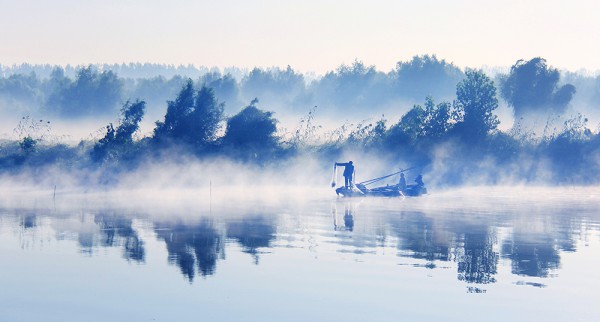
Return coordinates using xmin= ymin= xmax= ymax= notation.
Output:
xmin=333 ymin=167 xmax=427 ymax=198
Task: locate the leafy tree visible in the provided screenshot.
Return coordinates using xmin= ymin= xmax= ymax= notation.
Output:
xmin=422 ymin=97 xmax=453 ymax=139
xmin=201 ymin=72 xmax=241 ymax=112
xmin=454 ymin=69 xmax=500 ymax=139
xmin=500 ymin=58 xmax=576 ymax=117
xmin=221 ymin=99 xmax=279 ymax=159
xmin=313 ymin=60 xmax=389 ymax=109
xmin=92 ymin=100 xmax=146 ymax=162
xmin=91 ymin=123 xmax=115 ymax=163
xmin=130 ymin=75 xmax=187 ymax=110
xmin=155 ymin=79 xmax=195 ymax=138
xmin=0 ymin=72 xmax=42 ymax=100
xmin=44 ymin=67 xmax=71 ymax=101
xmin=398 ymin=105 xmax=427 ymax=140
xmin=46 ymin=66 xmax=123 ymax=118
xmin=115 ymin=100 xmax=146 ymax=144
xmin=394 ymin=54 xmax=464 ymax=100
xmin=385 ymin=97 xmax=454 ymax=148
xmin=189 ymin=86 xmax=225 ymax=145
xmin=241 ymin=66 xmax=304 ymax=100
xmin=154 ymin=80 xmax=224 ymax=148
xmin=387 ymin=105 xmax=427 ymax=144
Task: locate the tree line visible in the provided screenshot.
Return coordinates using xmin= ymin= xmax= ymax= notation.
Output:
xmin=3 ymin=55 xmax=597 ymax=120
xmin=1 ymin=56 xmax=599 ymax=185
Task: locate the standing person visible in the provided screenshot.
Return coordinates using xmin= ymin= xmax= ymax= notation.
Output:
xmin=335 ymin=161 xmax=355 ymax=188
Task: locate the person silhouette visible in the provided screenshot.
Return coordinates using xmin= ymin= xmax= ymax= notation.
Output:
xmin=344 ymin=207 xmax=354 ymax=231
xmin=415 ymin=174 xmax=424 ymax=187
xmin=398 ymin=173 xmax=407 ymax=192
xmin=335 ymin=161 xmax=355 ymax=188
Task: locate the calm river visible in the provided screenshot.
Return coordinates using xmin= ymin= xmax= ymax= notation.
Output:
xmin=1 ymin=186 xmax=599 ymax=321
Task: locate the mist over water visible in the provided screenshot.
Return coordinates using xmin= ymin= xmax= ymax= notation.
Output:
xmin=2 ymin=57 xmax=600 ymax=321
xmin=2 ymin=57 xmax=599 ymax=191
xmin=1 ymin=186 xmax=599 ymax=321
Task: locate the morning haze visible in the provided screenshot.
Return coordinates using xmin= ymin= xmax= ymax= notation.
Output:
xmin=1 ymin=0 xmax=599 ymax=73
xmin=1 ymin=1 xmax=600 ymax=321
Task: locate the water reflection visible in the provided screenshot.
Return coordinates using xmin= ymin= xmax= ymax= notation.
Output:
xmin=333 ymin=202 xmax=355 ymax=231
xmin=389 ymin=211 xmax=451 ymax=263
xmin=154 ymin=219 xmax=224 ymax=281
xmin=389 ymin=212 xmax=499 ymax=285
xmin=455 ymin=226 xmax=498 ymax=284
xmin=226 ymin=216 xmax=275 ymax=264
xmin=94 ymin=214 xmax=145 ymax=262
xmin=153 ymin=216 xmax=276 ymax=281
xmin=1 ymin=195 xmax=599 ymax=289
xmin=68 ymin=213 xmax=146 ymax=262
xmin=502 ymin=235 xmax=560 ymax=278
xmin=21 ymin=214 xmax=36 ymax=229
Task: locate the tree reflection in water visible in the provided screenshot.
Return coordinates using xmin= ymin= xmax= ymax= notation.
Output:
xmin=226 ymin=216 xmax=275 ymax=264
xmin=68 ymin=213 xmax=146 ymax=262
xmin=500 ymin=212 xmax=580 ymax=278
xmin=154 ymin=219 xmax=224 ymax=282
xmin=455 ymin=227 xmax=498 ymax=284
xmin=94 ymin=214 xmax=145 ymax=262
xmin=153 ymin=216 xmax=276 ymax=279
xmin=502 ymin=236 xmax=560 ymax=277
xmin=390 ymin=212 xmax=451 ymax=263
xmin=3 ymin=198 xmax=590 ymax=286
xmin=388 ymin=209 xmax=577 ymax=287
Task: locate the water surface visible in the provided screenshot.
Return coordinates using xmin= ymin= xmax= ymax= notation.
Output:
xmin=1 ymin=187 xmax=599 ymax=321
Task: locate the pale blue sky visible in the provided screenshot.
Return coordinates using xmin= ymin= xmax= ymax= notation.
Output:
xmin=1 ymin=0 xmax=598 ymax=73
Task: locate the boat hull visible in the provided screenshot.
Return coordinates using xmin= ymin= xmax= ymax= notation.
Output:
xmin=335 ymin=184 xmax=427 ymax=198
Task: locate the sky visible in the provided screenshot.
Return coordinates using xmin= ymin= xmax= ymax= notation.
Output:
xmin=1 ymin=0 xmax=599 ymax=74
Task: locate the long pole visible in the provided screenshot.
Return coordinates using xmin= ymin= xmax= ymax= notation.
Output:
xmin=359 ymin=166 xmax=419 ymax=186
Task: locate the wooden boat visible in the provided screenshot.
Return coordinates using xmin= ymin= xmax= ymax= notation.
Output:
xmin=334 ymin=169 xmax=427 ymax=198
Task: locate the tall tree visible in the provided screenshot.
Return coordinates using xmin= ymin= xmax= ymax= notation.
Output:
xmin=500 ymin=57 xmax=576 ymax=117
xmin=313 ymin=60 xmax=388 ymax=109
xmin=46 ymin=65 xmax=123 ymax=118
xmin=389 ymin=105 xmax=427 ymax=143
xmin=394 ymin=54 xmax=464 ymax=100
xmin=153 ymin=80 xmax=224 ymax=148
xmin=189 ymin=86 xmax=225 ymax=145
xmin=241 ymin=66 xmax=304 ymax=99
xmin=92 ymin=100 xmax=146 ymax=162
xmin=222 ymin=99 xmax=279 ymax=159
xmin=454 ymin=69 xmax=500 ymax=140
xmin=201 ymin=72 xmax=241 ymax=112
xmin=422 ymin=97 xmax=453 ymax=139
xmin=115 ymin=100 xmax=146 ymax=144
xmin=155 ymin=79 xmax=195 ymax=138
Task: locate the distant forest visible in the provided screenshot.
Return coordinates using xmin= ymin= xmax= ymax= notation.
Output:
xmin=1 ymin=55 xmax=600 ymax=186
